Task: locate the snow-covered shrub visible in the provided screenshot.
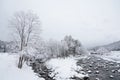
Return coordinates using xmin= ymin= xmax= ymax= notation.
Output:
xmin=96 ymin=47 xmax=109 ymax=55
xmin=17 ymin=49 xmax=35 ymax=68
xmin=23 ymin=40 xmax=49 ymax=61
xmin=26 ymin=39 xmax=59 ymax=60
xmin=17 ymin=35 xmax=89 ymax=68
xmin=47 ymin=40 xmax=66 ymax=58
xmin=61 ymin=35 xmax=88 ymax=57
xmin=0 ymin=40 xmax=6 ymax=52
xmin=45 ymin=37 xmax=88 ymax=58
xmin=5 ymin=41 xmax=20 ymax=53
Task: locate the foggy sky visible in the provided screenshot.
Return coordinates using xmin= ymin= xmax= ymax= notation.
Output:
xmin=0 ymin=0 xmax=120 ymax=48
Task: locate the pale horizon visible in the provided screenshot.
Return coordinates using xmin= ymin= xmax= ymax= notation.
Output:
xmin=0 ymin=0 xmax=120 ymax=48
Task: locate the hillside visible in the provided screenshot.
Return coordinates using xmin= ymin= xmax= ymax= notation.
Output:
xmin=91 ymin=40 xmax=120 ymax=52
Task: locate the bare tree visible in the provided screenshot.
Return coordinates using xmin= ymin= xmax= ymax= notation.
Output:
xmin=10 ymin=11 xmax=41 ymax=51
xmin=9 ymin=11 xmax=41 ymax=68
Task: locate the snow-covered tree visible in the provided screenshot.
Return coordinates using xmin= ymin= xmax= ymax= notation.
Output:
xmin=47 ymin=40 xmax=64 ymax=58
xmin=9 ymin=11 xmax=41 ymax=51
xmin=9 ymin=11 xmax=41 ymax=68
xmin=0 ymin=40 xmax=6 ymax=52
xmin=61 ymin=35 xmax=88 ymax=56
xmin=96 ymin=47 xmax=109 ymax=55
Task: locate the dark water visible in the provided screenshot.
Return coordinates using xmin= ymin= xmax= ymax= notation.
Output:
xmin=77 ymin=55 xmax=120 ymax=80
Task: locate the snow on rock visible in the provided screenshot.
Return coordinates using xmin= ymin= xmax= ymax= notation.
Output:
xmin=87 ymin=70 xmax=92 ymax=74
xmin=0 ymin=53 xmax=44 ymax=80
xmin=95 ymin=78 xmax=100 ymax=80
xmin=45 ymin=57 xmax=88 ymax=80
xmin=118 ymin=69 xmax=120 ymax=73
xmin=109 ymin=75 xmax=114 ymax=78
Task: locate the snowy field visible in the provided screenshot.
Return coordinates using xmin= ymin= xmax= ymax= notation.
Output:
xmin=0 ymin=53 xmax=43 ymax=80
xmin=99 ymin=51 xmax=120 ymax=63
xmin=0 ymin=53 xmax=88 ymax=80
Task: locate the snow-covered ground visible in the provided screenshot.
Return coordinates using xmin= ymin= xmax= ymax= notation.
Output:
xmin=46 ymin=57 xmax=88 ymax=80
xmin=0 ymin=53 xmax=44 ymax=80
xmin=99 ymin=51 xmax=120 ymax=63
xmin=0 ymin=52 xmax=89 ymax=80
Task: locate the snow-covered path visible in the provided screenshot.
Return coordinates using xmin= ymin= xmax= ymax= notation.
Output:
xmin=0 ymin=53 xmax=43 ymax=80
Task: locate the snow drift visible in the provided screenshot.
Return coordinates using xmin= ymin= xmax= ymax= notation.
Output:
xmin=46 ymin=57 xmax=88 ymax=80
xmin=0 ymin=53 xmax=44 ymax=80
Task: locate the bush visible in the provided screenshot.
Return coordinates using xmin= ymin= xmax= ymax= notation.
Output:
xmin=17 ymin=35 xmax=88 ymax=67
xmin=61 ymin=35 xmax=88 ymax=57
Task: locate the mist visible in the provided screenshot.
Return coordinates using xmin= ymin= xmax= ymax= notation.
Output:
xmin=0 ymin=0 xmax=120 ymax=48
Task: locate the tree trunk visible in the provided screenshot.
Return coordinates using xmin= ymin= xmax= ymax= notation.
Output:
xmin=18 ymin=55 xmax=24 ymax=69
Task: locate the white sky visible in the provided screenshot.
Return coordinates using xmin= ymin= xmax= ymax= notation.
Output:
xmin=0 ymin=0 xmax=120 ymax=48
